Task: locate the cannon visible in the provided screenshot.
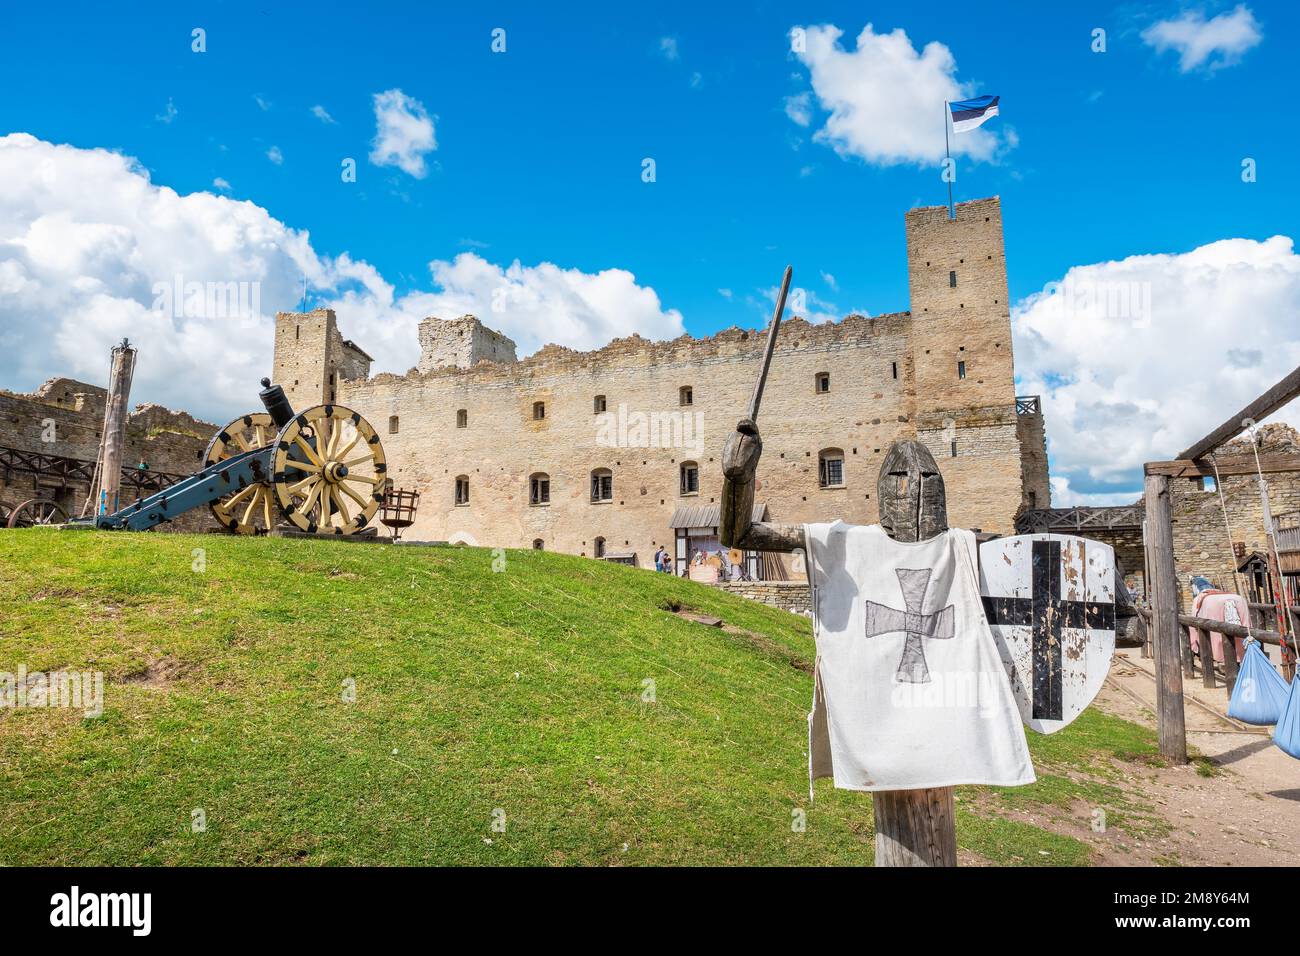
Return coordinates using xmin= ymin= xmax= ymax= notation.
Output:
xmin=70 ymin=380 xmax=387 ymax=536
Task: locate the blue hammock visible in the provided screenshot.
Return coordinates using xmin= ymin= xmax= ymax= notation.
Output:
xmin=1226 ymin=641 xmax=1291 ymax=726
xmin=1274 ymin=663 xmax=1300 ymax=760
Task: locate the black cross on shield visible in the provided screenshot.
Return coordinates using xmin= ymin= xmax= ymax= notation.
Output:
xmin=982 ymin=539 xmax=1115 ymax=720
xmin=865 ymin=568 xmax=956 ymax=684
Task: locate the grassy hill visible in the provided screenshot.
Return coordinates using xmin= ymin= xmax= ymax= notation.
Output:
xmin=0 ymin=529 xmax=1161 ymax=865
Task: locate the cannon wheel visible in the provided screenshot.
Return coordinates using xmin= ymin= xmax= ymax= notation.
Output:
xmin=204 ymin=412 xmax=279 ymax=534
xmin=270 ymin=404 xmax=386 ymax=535
xmin=7 ymin=498 xmax=68 ymax=528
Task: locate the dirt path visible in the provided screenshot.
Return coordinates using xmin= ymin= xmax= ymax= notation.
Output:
xmin=993 ymin=649 xmax=1299 ymax=866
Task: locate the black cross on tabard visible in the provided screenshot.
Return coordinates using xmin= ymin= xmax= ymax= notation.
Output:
xmin=864 ymin=568 xmax=956 ymax=684
xmin=981 ymin=539 xmax=1116 ymax=720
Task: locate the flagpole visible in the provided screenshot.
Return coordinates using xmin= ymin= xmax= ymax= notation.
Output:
xmin=943 ymin=101 xmax=954 ymax=220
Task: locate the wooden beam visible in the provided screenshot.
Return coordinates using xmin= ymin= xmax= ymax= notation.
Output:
xmin=1143 ymin=473 xmax=1188 ymax=764
xmin=1135 ymin=606 xmax=1284 ymax=647
xmin=1144 ymin=452 xmax=1300 ymax=479
xmin=1177 ymin=363 xmax=1300 ymax=461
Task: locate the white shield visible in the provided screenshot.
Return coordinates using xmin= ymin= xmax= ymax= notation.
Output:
xmin=979 ymin=534 xmax=1116 ymax=734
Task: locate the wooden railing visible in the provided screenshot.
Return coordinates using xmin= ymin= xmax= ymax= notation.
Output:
xmin=0 ymin=444 xmax=190 ymax=495
xmin=1134 ymin=605 xmax=1291 ymax=699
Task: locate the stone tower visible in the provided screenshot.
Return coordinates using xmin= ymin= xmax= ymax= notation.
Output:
xmin=904 ymin=197 xmax=1047 ymax=529
xmin=272 ymin=308 xmax=373 ymax=412
xmin=417 ymin=315 xmax=518 ymax=372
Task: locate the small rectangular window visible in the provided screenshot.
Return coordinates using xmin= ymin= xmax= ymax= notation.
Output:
xmin=891 ymin=361 xmax=898 ymax=380
xmin=958 ymin=361 xmax=966 ymax=380
xmin=681 ymin=464 xmax=699 ymax=495
xmin=949 ymin=270 xmax=957 ymax=288
xmin=591 ymin=474 xmax=612 ymax=501
xmin=816 ymin=372 xmax=830 ymax=394
xmin=819 ymin=456 xmax=844 ymax=488
xmin=388 ymin=415 xmax=399 ymax=434
xmin=533 ymin=401 xmax=545 ymax=420
xmin=455 ymin=477 xmax=470 ymax=505
xmin=594 ymin=395 xmax=607 ymax=414
xmin=951 ymin=441 xmax=958 ymax=458
xmin=530 ymin=477 xmax=550 ymax=505
xmin=457 ymin=409 xmax=467 ymax=428
xmin=679 ymin=386 xmax=693 ymax=407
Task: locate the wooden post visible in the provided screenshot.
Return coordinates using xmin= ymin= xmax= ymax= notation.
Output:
xmin=873 ymin=787 xmax=956 ymax=867
xmin=1201 ymin=625 xmax=1216 ymax=688
xmin=1141 ymin=518 xmax=1153 ymax=659
xmin=1179 ymin=624 xmax=1195 ymax=679
xmin=1144 ymin=473 xmax=1188 ymax=764
xmin=96 ymin=340 xmax=136 ymax=515
xmin=1223 ymin=635 xmax=1240 ymax=698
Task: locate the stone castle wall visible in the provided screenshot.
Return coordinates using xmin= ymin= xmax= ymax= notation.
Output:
xmin=715 ymin=581 xmax=812 ymax=615
xmin=1170 ymin=424 xmax=1300 ymax=608
xmin=273 ymin=196 xmax=1049 ymax=566
xmin=0 ymin=378 xmax=217 ymax=530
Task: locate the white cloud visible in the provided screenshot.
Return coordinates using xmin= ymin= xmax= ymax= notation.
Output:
xmin=212 ymin=177 xmax=232 ymax=192
xmin=718 ymin=288 xmax=733 ymax=299
xmin=658 ymin=36 xmax=679 ymax=61
xmin=1142 ymin=4 xmax=1262 ymax=72
xmin=310 ymin=104 xmax=336 ymax=124
xmin=266 ymin=146 xmax=283 ymax=165
xmin=821 ymin=270 xmax=838 ymax=292
xmin=784 ymin=92 xmax=812 ymax=127
xmin=1012 ymin=235 xmax=1300 ymax=503
xmin=789 ymin=23 xmax=1006 ymax=166
xmin=369 ymin=88 xmax=436 ymax=178
xmin=1049 ymin=477 xmax=1140 ymax=508
xmin=0 ymin=134 xmax=684 ymax=424
xmin=690 ymin=72 xmax=702 ymax=89
xmin=254 ymin=94 xmax=272 ymax=111
xmin=379 ymin=254 xmax=685 ymax=359
xmin=155 ymin=98 xmax=177 ymax=124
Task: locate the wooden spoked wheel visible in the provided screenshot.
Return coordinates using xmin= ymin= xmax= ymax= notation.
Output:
xmin=271 ymin=405 xmax=386 ymax=535
xmin=7 ymin=498 xmax=68 ymax=528
xmin=204 ymin=412 xmax=278 ymax=534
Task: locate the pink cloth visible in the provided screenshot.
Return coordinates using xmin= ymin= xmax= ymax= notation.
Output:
xmin=1190 ymin=591 xmax=1248 ymax=664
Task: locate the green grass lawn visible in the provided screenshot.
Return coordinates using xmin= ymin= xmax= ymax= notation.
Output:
xmin=0 ymin=529 xmax=1158 ymax=865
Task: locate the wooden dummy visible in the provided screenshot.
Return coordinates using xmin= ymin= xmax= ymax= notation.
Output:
xmin=721 ymin=426 xmax=959 ymax=867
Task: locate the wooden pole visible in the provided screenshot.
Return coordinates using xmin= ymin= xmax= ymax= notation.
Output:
xmin=1144 ymin=473 xmax=1188 ymax=764
xmin=874 ymin=787 xmax=956 ymax=867
xmin=1176 ymin=363 xmax=1300 ymax=462
xmin=1223 ymin=636 xmax=1240 ymax=698
xmin=96 ymin=340 xmax=136 ymax=516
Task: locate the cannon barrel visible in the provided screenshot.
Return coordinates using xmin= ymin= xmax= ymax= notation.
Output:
xmin=259 ymin=377 xmax=296 ymax=429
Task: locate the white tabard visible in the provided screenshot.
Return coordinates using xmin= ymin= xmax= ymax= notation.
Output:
xmin=805 ymin=521 xmax=1035 ymax=794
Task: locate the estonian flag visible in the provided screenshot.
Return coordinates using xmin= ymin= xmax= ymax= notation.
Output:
xmin=949 ymin=95 xmax=999 ymax=133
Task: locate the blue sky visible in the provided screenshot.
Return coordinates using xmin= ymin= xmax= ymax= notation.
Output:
xmin=0 ymin=1 xmax=1295 ymax=503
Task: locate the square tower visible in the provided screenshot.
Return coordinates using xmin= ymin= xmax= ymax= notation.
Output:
xmin=905 ymin=197 xmax=1015 ymax=413
xmin=904 ymin=198 xmax=1038 ymax=532
xmin=272 ymin=308 xmax=373 ymax=412
xmin=417 ymin=315 xmax=518 ymax=372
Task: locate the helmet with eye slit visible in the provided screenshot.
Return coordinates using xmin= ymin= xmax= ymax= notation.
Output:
xmin=877 ymin=440 xmax=948 ymax=543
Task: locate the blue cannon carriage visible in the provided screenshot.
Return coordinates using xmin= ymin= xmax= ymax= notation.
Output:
xmin=71 ymin=380 xmax=388 ymax=535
